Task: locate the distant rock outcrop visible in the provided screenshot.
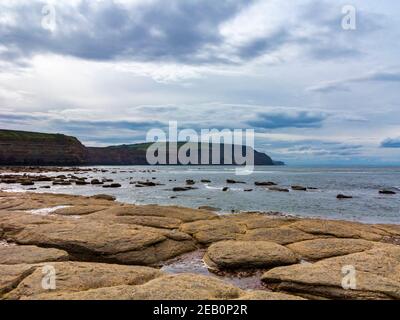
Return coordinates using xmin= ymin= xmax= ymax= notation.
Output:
xmin=0 ymin=129 xmax=284 ymax=166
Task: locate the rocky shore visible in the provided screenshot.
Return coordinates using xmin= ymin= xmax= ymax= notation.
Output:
xmin=1 ymin=191 xmax=400 ymax=300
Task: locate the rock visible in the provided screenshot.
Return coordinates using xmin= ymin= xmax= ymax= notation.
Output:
xmin=255 ymin=181 xmax=277 ymax=186
xmin=186 ymin=180 xmax=195 ymax=185
xmin=337 ymin=194 xmax=353 ymax=199
xmin=268 ymin=187 xmax=290 ymax=192
xmin=290 ymin=219 xmax=385 ymax=242
xmin=172 ymin=187 xmax=196 ymax=192
xmin=53 ymin=205 xmax=107 ymax=216
xmin=6 ymin=219 xmax=195 ymax=266
xmin=90 ymin=194 xmax=116 ymax=201
xmin=291 ymin=186 xmax=307 ymax=191
xmin=240 ymin=227 xmax=316 ymax=245
xmin=103 ymin=183 xmax=121 ymax=188
xmin=222 ymin=187 xmax=229 ymax=192
xmin=53 ymin=180 xmax=72 ymax=186
xmin=226 ymin=179 xmax=245 ymax=184
xmin=40 ymin=186 xmax=51 ymax=189
xmin=90 ymin=179 xmax=103 ymax=185
xmin=4 ymin=262 xmax=162 ymax=300
xmin=204 ymin=240 xmax=298 ymax=269
xmin=0 ymin=245 xmax=69 ymax=264
xmin=201 ymin=179 xmax=211 ymax=183
xmin=286 ymin=238 xmax=378 ymax=261
xmin=135 ymin=181 xmax=162 ymax=187
xmin=180 ymin=219 xmax=245 ymax=244
xmin=115 ymin=215 xmax=182 ymax=229
xmin=237 ymin=290 xmax=305 ymax=300
xmin=0 ymin=264 xmax=36 ymax=297
xmin=244 ymin=189 xmax=253 ymax=192
xmin=103 ymin=204 xmax=216 ymax=222
xmin=20 ymin=181 xmax=34 ymax=186
xmin=26 ymin=273 xmax=242 ymax=300
xmin=75 ymin=180 xmax=89 ymax=186
xmin=198 ymin=206 xmax=221 ymax=212
xmin=262 ymin=247 xmax=400 ymax=300
xmin=380 ymin=190 xmax=396 ymax=195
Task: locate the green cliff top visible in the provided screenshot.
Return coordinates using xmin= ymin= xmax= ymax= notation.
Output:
xmin=0 ymin=129 xmax=78 ymax=143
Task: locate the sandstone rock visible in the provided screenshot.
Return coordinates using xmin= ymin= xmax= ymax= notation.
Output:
xmin=262 ymin=247 xmax=400 ymax=300
xmin=5 ymin=219 xmax=195 ymax=265
xmin=53 ymin=205 xmax=107 ymax=216
xmin=240 ymin=227 xmax=315 ymax=245
xmin=4 ymin=262 xmax=162 ymax=300
xmin=173 ymin=187 xmax=196 ymax=192
xmin=102 ymin=204 xmax=216 ymax=223
xmin=286 ymin=238 xmax=377 ymax=261
xmin=180 ymin=219 xmax=245 ymax=244
xmin=29 ymin=274 xmax=242 ymax=300
xmin=236 ymin=290 xmax=305 ymax=300
xmin=0 ymin=264 xmax=36 ymax=297
xmin=115 ymin=215 xmax=182 ymax=229
xmin=0 ymin=245 xmax=69 ymax=265
xmin=204 ymin=240 xmax=298 ymax=269
xmin=290 ymin=219 xmax=384 ymax=241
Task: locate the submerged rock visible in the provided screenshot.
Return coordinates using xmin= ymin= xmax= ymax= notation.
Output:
xmin=380 ymin=190 xmax=396 ymax=195
xmin=337 ymin=194 xmax=353 ymax=199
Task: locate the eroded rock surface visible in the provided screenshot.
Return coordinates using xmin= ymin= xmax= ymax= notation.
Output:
xmin=1 ymin=191 xmax=400 ymax=300
xmin=204 ymin=240 xmax=298 ymax=269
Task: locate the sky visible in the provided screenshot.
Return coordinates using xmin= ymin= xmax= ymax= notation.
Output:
xmin=0 ymin=0 xmax=399 ymax=165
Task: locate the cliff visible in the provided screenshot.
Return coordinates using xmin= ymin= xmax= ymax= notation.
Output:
xmin=0 ymin=129 xmax=87 ymax=165
xmin=0 ymin=129 xmax=283 ymax=166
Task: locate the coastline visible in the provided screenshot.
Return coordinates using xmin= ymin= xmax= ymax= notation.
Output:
xmin=1 ymin=190 xmax=400 ymax=300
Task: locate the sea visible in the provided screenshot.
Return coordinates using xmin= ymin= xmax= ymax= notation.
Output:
xmin=1 ymin=165 xmax=400 ymax=225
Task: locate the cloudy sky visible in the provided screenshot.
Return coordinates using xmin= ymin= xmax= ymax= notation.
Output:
xmin=0 ymin=0 xmax=399 ymax=165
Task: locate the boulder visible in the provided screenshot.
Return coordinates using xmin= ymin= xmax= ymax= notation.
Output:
xmin=380 ymin=190 xmax=396 ymax=195
xmin=28 ymin=273 xmax=242 ymax=300
xmin=290 ymin=219 xmax=385 ymax=241
xmin=268 ymin=187 xmax=289 ymax=192
xmin=286 ymin=238 xmax=378 ymax=261
xmin=337 ymin=194 xmax=353 ymax=199
xmin=53 ymin=205 xmax=107 ymax=216
xmin=240 ymin=227 xmax=316 ymax=245
xmin=0 ymin=245 xmax=69 ymax=265
xmin=255 ymin=182 xmax=277 ymax=186
xmin=226 ymin=179 xmax=245 ymax=184
xmin=4 ymin=262 xmax=162 ymax=300
xmin=237 ymin=290 xmax=305 ymax=300
xmin=180 ymin=219 xmax=245 ymax=244
xmin=204 ymin=240 xmax=298 ymax=269
xmin=291 ymin=186 xmax=307 ymax=191
xmin=90 ymin=194 xmax=116 ymax=201
xmin=262 ymin=247 xmax=400 ymax=300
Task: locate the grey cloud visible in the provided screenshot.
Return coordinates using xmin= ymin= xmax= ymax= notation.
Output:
xmin=381 ymin=137 xmax=400 ymax=148
xmin=309 ymin=70 xmax=400 ymax=93
xmin=0 ymin=0 xmax=378 ymax=68
xmin=248 ymin=111 xmax=327 ymax=129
